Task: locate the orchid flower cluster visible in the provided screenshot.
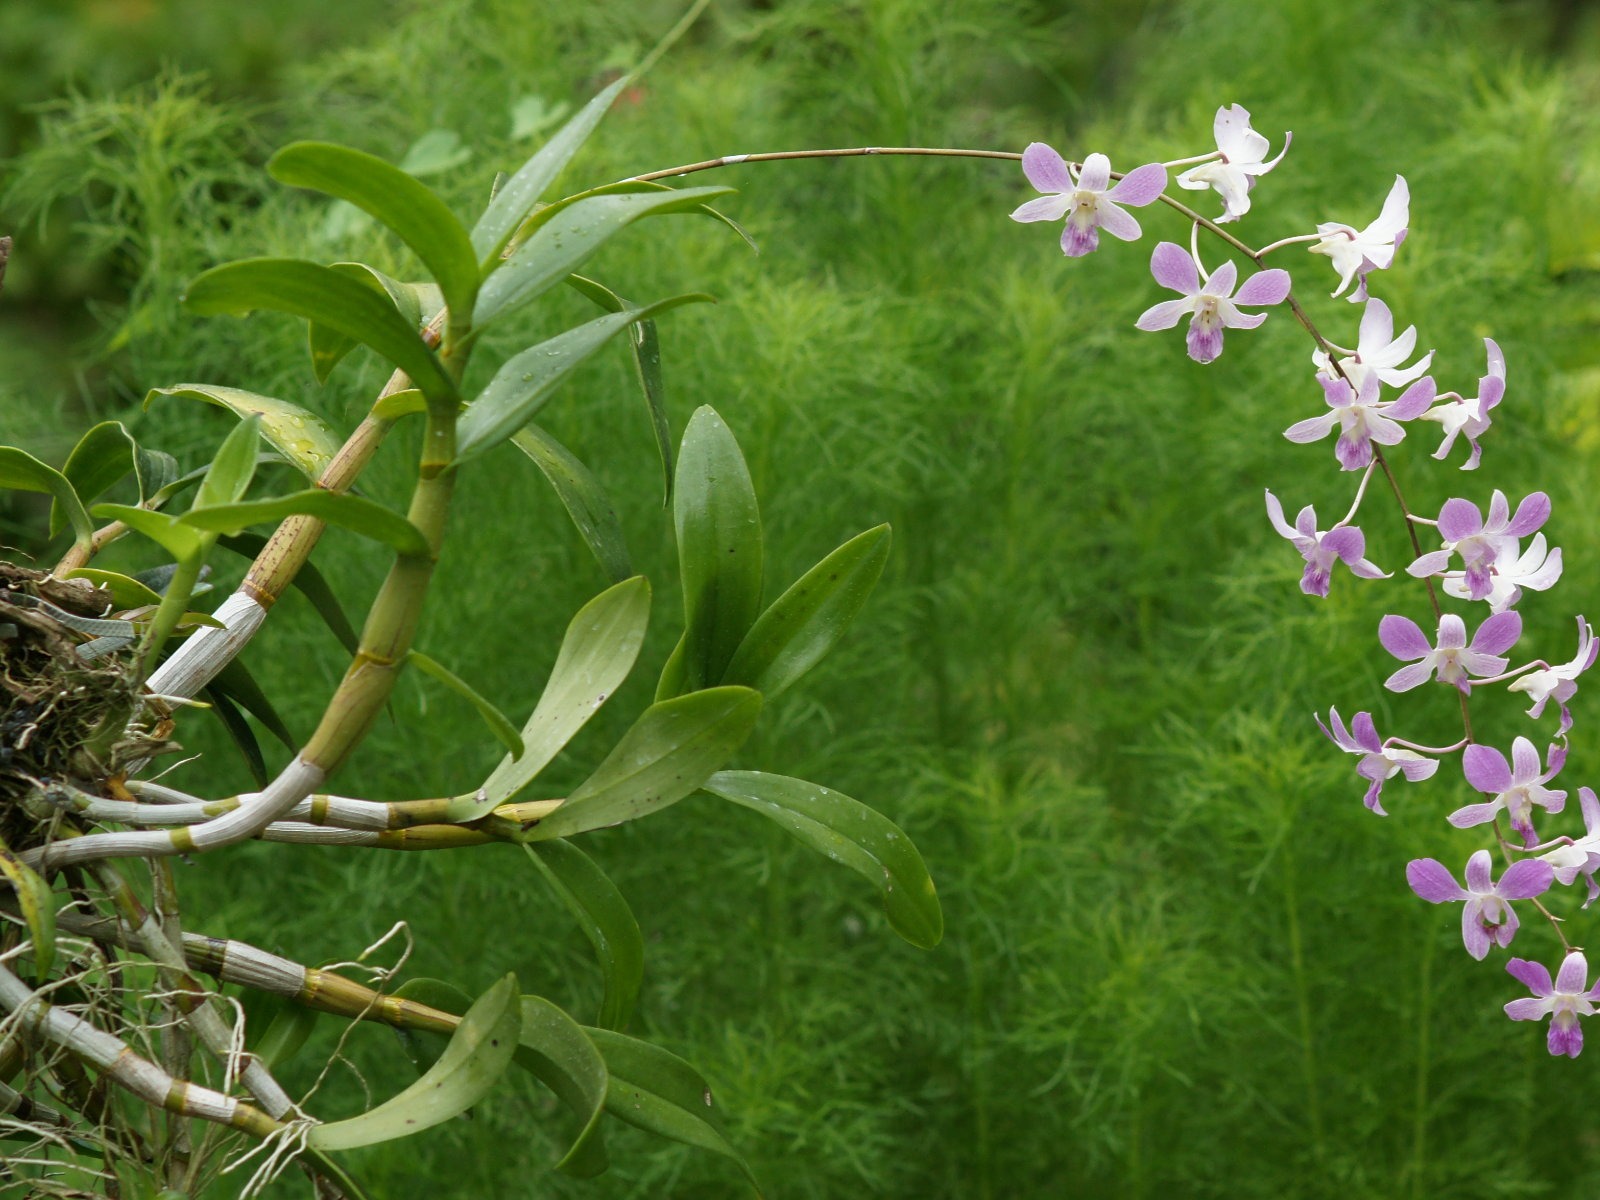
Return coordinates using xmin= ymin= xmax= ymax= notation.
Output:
xmin=1012 ymin=104 xmax=1600 ymax=1057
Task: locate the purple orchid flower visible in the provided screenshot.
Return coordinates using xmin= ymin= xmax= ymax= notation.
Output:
xmin=1310 ymin=175 xmax=1409 ymax=301
xmin=1505 ymin=951 xmax=1600 ymax=1058
xmin=1136 ymin=243 xmax=1290 ymax=362
xmin=1283 ymin=371 xmax=1435 ymax=471
xmin=1406 ymin=490 xmax=1551 ymax=602
xmin=1010 ymin=145 xmax=1168 ymax=258
xmin=1451 ymin=736 xmax=1567 ymax=845
xmin=1542 ymin=786 xmax=1600 ymax=907
xmin=1315 ymin=706 xmax=1437 ymax=815
xmin=1378 ymin=610 xmax=1521 ymax=695
xmin=1264 ymin=491 xmax=1387 ymax=597
xmin=1312 ymin=297 xmax=1434 ymax=392
xmin=1510 ymin=617 xmax=1598 ymax=735
xmin=1174 ymin=104 xmax=1290 ymax=224
xmin=1424 ymin=338 xmax=1505 ymax=470
xmin=1406 ymin=850 xmax=1553 ymax=960
xmin=1440 ymin=534 xmax=1561 ymax=615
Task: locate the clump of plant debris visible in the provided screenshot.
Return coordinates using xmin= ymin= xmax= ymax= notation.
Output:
xmin=0 ymin=563 xmax=155 ymax=840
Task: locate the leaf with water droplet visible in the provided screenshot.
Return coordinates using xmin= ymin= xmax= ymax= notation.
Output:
xmin=146 ymin=385 xmax=342 ymax=481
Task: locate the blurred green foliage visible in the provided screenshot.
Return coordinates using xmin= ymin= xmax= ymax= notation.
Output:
xmin=6 ymin=0 xmax=1600 ymax=1197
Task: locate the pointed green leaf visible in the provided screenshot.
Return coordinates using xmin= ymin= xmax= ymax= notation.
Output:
xmin=455 ymin=294 xmax=711 ymax=464
xmin=407 ymin=649 xmax=524 ymax=760
xmin=1 ymin=445 xmax=93 ymax=550
xmin=526 ymin=687 xmax=761 ymax=841
xmin=371 ymin=387 xmax=428 ymax=422
xmin=722 ymin=524 xmax=891 ymax=698
xmin=192 ymin=413 xmax=261 ymax=512
xmin=0 ymin=836 xmax=56 ymax=979
xmin=202 ymin=685 xmax=268 ymax=787
xmin=216 ymin=533 xmax=359 ymax=654
xmin=209 ymin=657 xmax=296 ymax=751
xmin=182 ymin=258 xmax=457 ymax=406
xmin=307 ymin=261 xmax=426 ymax=383
xmin=470 ymin=77 xmax=629 ymax=262
xmin=454 ymin=576 xmax=650 ymax=821
xmin=675 ymin=407 xmax=763 ymax=691
xmin=701 ymin=771 xmax=942 ymax=949
xmin=176 ymin=491 xmax=429 ymax=558
xmin=585 ymin=1027 xmax=759 ymax=1194
xmin=566 ymin=275 xmax=673 ymax=504
xmin=91 ymin=504 xmax=202 ymax=563
xmin=250 ymin=998 xmax=319 ymax=1071
xmin=399 ymin=129 xmax=472 ymax=177
xmin=654 ymin=632 xmax=688 ymax=702
xmin=510 ymin=423 xmax=631 ymax=583
xmin=389 ymin=978 xmax=474 ymax=1074
xmin=53 ymin=422 xmax=137 ymax=537
xmin=515 ymin=994 xmax=610 ymax=1177
xmin=62 ymin=568 xmax=162 ymax=610
xmin=523 ymin=840 xmax=643 ymax=1031
xmin=474 ymin=187 xmax=732 ymax=329
xmin=146 ymin=385 xmax=342 ymax=481
xmin=269 ymin=142 xmax=480 ymax=325
xmin=310 ymin=973 xmax=520 ymax=1151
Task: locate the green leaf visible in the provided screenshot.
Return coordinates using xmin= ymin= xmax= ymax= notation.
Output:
xmin=250 ymin=998 xmax=319 ymax=1071
xmin=182 ymin=258 xmax=457 ymax=407
xmin=407 ymin=649 xmax=524 ymax=760
xmin=202 ymin=685 xmax=268 ymax=787
xmin=654 ymin=631 xmax=688 ymax=702
xmin=146 ymin=385 xmax=342 ymax=481
xmin=523 ymin=840 xmax=643 ymax=1031
xmin=701 ymin=771 xmax=942 ymax=949
xmin=53 ymin=422 xmax=136 ymax=537
xmin=399 ymin=129 xmax=472 ymax=177
xmin=216 ymin=533 xmax=359 ymax=654
xmin=92 ymin=504 xmax=202 ymax=563
xmin=192 ymin=413 xmax=261 ymax=512
xmin=586 ymin=1027 xmax=759 ymax=1194
xmin=675 ymin=407 xmax=763 ymax=691
xmin=454 ymin=576 xmax=650 ymax=821
xmin=510 ymin=423 xmax=631 ymax=583
xmin=722 ymin=524 xmax=891 ymax=698
xmin=526 ymin=687 xmax=761 ymax=842
xmin=514 ymin=994 xmax=610 ymax=1177
xmin=0 ymin=836 xmax=55 ymax=979
xmin=0 ymin=445 xmax=93 ymax=550
xmin=470 ymin=77 xmax=629 ymax=262
xmin=62 ymin=568 xmax=162 ymax=610
xmin=473 ymin=187 xmax=732 ymax=329
xmin=269 ymin=142 xmax=480 ymax=325
xmin=176 ymin=491 xmax=430 ymax=558
xmin=455 ymin=295 xmax=711 ymax=464
xmin=566 ymin=275 xmax=673 ymax=504
xmin=209 ymin=656 xmax=296 ymax=751
xmin=389 ymin=978 xmax=474 ymax=1073
xmin=371 ymin=387 xmax=427 ymax=421
xmin=307 ymin=262 xmax=425 ymax=384
xmin=309 ymin=973 xmax=520 ymax=1151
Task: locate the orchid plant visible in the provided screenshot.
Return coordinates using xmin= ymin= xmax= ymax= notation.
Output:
xmin=0 ymin=32 xmax=1588 ymax=1200
xmin=1007 ymin=101 xmax=1600 ymax=1061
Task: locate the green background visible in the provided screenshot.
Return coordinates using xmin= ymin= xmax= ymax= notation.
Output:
xmin=4 ymin=0 xmax=1600 ymax=1196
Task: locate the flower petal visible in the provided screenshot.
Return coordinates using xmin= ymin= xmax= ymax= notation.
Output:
xmin=1021 ymin=142 xmax=1073 ymax=193
xmin=1095 ymin=200 xmax=1143 ymax=243
xmin=1471 ymin=610 xmax=1523 ymax=657
xmin=1507 ymin=956 xmax=1554 ymax=996
xmin=1149 ymin=242 xmax=1200 ymax=294
xmin=1106 ymin=162 xmax=1168 ymax=207
xmin=1406 ymin=858 xmax=1467 ymax=903
xmin=1234 ymin=268 xmax=1292 ymax=307
xmin=1135 ymin=298 xmax=1196 ymax=331
xmin=1463 ymin=743 xmax=1512 ymax=794
xmin=1010 ymin=193 xmax=1072 ymax=223
xmin=1076 ymin=152 xmax=1112 ymax=192
xmin=1498 ymin=859 xmax=1556 ymax=901
xmin=1379 ymin=614 xmax=1432 ymax=660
